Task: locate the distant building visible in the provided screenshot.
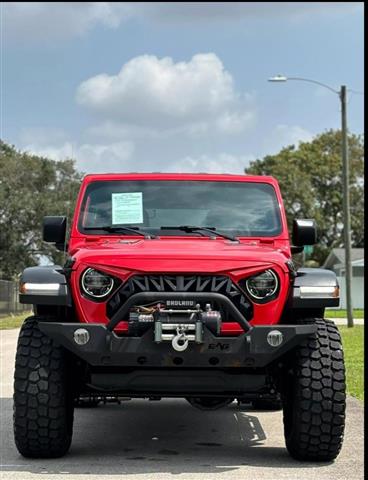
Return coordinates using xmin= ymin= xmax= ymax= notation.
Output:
xmin=323 ymin=248 xmax=364 ymax=309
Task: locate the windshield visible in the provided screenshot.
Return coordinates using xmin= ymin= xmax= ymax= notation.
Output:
xmin=78 ymin=180 xmax=282 ymax=237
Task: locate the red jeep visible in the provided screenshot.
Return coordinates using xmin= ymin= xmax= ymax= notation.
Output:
xmin=14 ymin=173 xmax=345 ymax=461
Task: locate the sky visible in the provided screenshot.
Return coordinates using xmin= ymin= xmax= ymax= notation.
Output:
xmin=1 ymin=2 xmax=364 ymax=174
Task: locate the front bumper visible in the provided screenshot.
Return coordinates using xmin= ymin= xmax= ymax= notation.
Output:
xmin=39 ymin=322 xmax=316 ymax=369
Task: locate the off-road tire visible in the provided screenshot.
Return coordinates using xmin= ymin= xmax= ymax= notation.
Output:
xmin=282 ymin=318 xmax=345 ymax=461
xmin=13 ymin=316 xmax=74 ymax=458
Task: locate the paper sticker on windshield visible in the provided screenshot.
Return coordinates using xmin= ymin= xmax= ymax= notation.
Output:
xmin=112 ymin=192 xmax=143 ymax=224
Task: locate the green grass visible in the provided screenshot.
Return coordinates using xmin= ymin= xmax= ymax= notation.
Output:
xmin=338 ymin=325 xmax=364 ymax=400
xmin=326 ymin=309 xmax=364 ymax=319
xmin=0 ymin=312 xmax=31 ymax=329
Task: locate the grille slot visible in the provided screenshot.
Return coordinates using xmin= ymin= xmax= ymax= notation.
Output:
xmin=107 ymin=275 xmax=252 ymax=322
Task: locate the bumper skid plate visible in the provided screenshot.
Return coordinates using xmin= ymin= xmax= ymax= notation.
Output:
xmin=39 ymin=322 xmax=316 ymax=368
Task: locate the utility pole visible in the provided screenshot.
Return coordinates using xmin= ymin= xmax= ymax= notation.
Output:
xmin=268 ymin=76 xmax=356 ymax=327
xmin=340 ymin=86 xmax=354 ymax=327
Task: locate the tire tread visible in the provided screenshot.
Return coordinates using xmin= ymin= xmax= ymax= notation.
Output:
xmin=13 ymin=316 xmax=73 ymax=458
xmin=283 ymin=318 xmax=346 ymax=461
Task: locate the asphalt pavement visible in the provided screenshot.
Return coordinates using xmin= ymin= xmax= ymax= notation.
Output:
xmin=0 ymin=328 xmax=364 ymax=480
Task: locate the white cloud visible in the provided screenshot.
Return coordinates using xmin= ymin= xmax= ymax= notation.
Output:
xmin=22 ymin=136 xmax=253 ymax=175
xmin=142 ymin=2 xmax=361 ymax=23
xmin=167 ymin=153 xmax=254 ymax=175
xmin=23 ymin=140 xmax=135 ymax=173
xmin=261 ymin=124 xmax=314 ymax=155
xmin=3 ymin=2 xmax=135 ymax=43
xmin=86 ymin=122 xmax=162 ymax=141
xmin=4 ymin=2 xmax=361 ymax=44
xmin=76 ymin=53 xmax=255 ymax=134
xmin=215 ymin=111 xmax=255 ymax=135
xmin=19 ymin=126 xmax=68 ymax=145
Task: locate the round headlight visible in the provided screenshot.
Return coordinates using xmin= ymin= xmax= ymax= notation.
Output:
xmin=245 ymin=270 xmax=278 ymax=301
xmin=81 ymin=268 xmax=114 ymax=299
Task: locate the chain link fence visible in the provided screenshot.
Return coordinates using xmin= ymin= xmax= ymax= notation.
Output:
xmin=0 ymin=279 xmax=29 ymax=317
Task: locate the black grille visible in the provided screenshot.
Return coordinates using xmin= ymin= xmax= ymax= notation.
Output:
xmin=107 ymin=275 xmax=253 ymax=321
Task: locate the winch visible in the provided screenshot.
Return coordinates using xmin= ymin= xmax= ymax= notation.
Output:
xmin=128 ymin=302 xmax=222 ymax=351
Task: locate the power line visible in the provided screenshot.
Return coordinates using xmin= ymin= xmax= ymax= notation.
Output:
xmin=348 ymin=89 xmax=364 ymax=95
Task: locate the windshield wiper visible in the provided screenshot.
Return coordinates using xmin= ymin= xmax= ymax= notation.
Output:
xmin=83 ymin=226 xmax=156 ymax=239
xmin=161 ymin=225 xmax=239 ymax=242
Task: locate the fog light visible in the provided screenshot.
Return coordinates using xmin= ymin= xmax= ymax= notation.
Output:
xmin=267 ymin=330 xmax=283 ymax=347
xmin=74 ymin=328 xmax=90 ymax=345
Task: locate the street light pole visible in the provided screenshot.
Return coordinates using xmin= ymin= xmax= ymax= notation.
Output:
xmin=268 ymin=75 xmax=354 ymax=327
xmin=340 ymin=85 xmax=354 ymax=327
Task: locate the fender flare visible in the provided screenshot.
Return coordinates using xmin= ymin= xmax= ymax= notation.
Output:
xmin=287 ymin=268 xmax=339 ymax=309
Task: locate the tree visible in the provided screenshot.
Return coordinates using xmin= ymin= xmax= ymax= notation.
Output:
xmin=246 ymin=130 xmax=364 ymax=265
xmin=0 ymin=141 xmax=83 ymax=279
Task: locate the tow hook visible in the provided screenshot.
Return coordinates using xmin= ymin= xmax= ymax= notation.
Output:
xmin=172 ymin=328 xmax=190 ymax=351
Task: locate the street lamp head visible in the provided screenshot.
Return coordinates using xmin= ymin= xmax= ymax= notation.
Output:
xmin=268 ymin=75 xmax=288 ymax=82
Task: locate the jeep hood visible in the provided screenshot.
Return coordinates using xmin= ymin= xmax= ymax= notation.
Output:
xmin=70 ymin=238 xmax=290 ymax=274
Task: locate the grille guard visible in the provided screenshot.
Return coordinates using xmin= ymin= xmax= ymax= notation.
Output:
xmin=107 ymin=291 xmax=252 ymax=332
xmin=107 ymin=274 xmax=253 ymax=322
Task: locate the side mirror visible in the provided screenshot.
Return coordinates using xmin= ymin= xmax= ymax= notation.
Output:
xmin=292 ymin=219 xmax=317 ymax=246
xmin=43 ymin=216 xmax=67 ymax=251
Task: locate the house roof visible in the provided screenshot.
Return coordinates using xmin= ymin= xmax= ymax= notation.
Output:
xmin=323 ymin=248 xmax=364 ymax=269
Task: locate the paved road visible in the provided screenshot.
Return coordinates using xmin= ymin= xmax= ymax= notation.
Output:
xmin=0 ymin=329 xmax=364 ymax=480
xmin=329 ymin=318 xmax=364 ymax=325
